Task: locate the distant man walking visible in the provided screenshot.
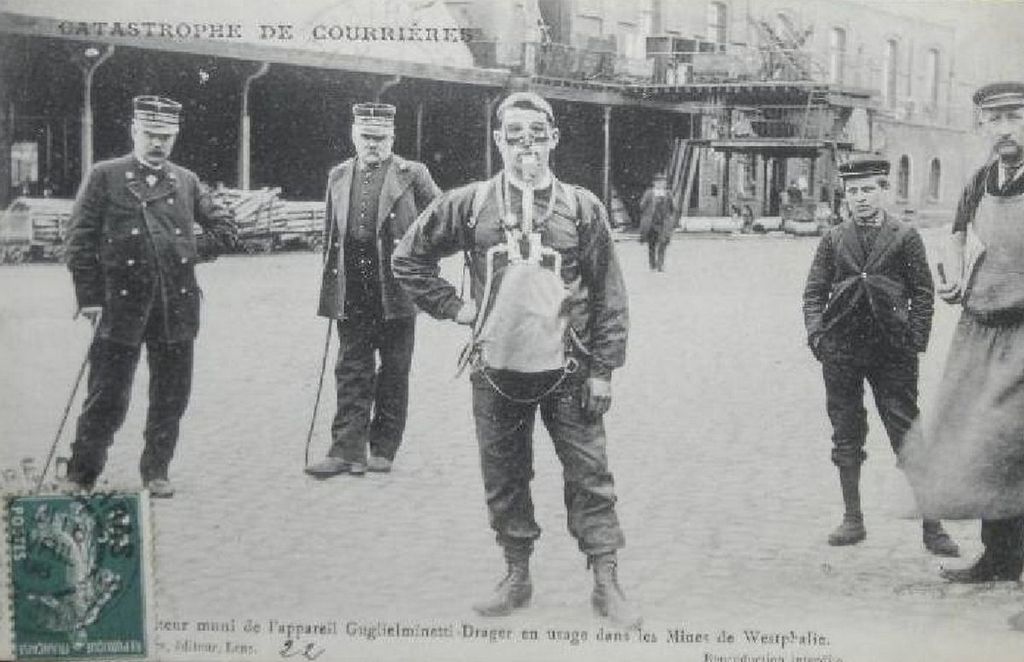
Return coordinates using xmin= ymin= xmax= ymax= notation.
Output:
xmin=903 ymin=82 xmax=1024 ymax=583
xmin=802 ymin=158 xmax=958 ymax=556
xmin=63 ymin=96 xmax=237 ymax=498
xmin=392 ymin=92 xmax=639 ymax=627
xmin=305 ymin=103 xmax=440 ymax=478
xmin=638 ymin=172 xmax=676 ymax=272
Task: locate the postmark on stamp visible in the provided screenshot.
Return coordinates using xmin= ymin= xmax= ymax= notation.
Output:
xmin=4 ymin=492 xmax=152 ymax=659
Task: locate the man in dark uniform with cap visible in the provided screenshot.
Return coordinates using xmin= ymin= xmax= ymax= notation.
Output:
xmin=305 ymin=102 xmax=440 ymax=478
xmin=914 ymin=81 xmax=1024 ymax=583
xmin=63 ymin=96 xmax=237 ymax=498
xmin=802 ymin=158 xmax=959 ymax=555
xmin=638 ymin=172 xmax=676 ymax=272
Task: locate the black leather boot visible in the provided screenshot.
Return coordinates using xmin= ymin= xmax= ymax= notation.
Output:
xmin=472 ymin=548 xmax=532 ymax=616
xmin=590 ymin=552 xmax=641 ymax=629
xmin=828 ymin=465 xmax=866 ymax=546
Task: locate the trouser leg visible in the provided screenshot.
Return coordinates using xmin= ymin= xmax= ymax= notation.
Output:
xmin=471 ymin=372 xmax=541 ymax=553
xmin=330 ymin=318 xmax=376 ymax=464
xmin=368 ymin=316 xmax=415 ymax=461
xmin=646 ymin=239 xmax=657 ymax=270
xmin=140 ymin=340 xmax=193 ymax=481
xmin=539 ymin=376 xmax=625 ymax=556
xmin=656 ymin=242 xmax=668 ymax=271
xmin=68 ymin=339 xmax=142 ymax=485
xmin=822 ymin=360 xmax=868 ymax=467
xmin=865 ymin=354 xmax=920 ymax=457
xmin=981 ymin=517 xmax=1024 ymax=572
xmin=821 ymin=360 xmax=868 ymax=543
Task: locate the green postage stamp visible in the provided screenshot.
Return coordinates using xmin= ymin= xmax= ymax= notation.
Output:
xmin=3 ymin=492 xmax=153 ymax=659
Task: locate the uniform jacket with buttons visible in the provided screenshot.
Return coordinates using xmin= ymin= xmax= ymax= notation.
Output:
xmin=802 ymin=211 xmax=934 ymax=360
xmin=65 ymin=154 xmax=236 ymax=346
xmin=317 ymin=155 xmax=440 ymax=320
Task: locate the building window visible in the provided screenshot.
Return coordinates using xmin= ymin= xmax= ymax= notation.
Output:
xmin=928 ymin=158 xmax=941 ymax=200
xmin=707 ymin=2 xmax=728 ymax=46
xmin=11 ymin=141 xmax=39 ymax=193
xmin=639 ymin=0 xmax=654 ymax=37
xmin=926 ymin=48 xmax=940 ymax=107
xmin=829 ymin=27 xmax=847 ymax=84
xmin=884 ymin=38 xmax=899 ymax=106
xmin=897 ymin=155 xmax=911 ymax=200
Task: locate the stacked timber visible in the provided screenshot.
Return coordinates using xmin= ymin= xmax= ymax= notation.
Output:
xmin=210 ymin=186 xmax=325 ymax=252
xmin=211 ymin=186 xmax=281 ymax=239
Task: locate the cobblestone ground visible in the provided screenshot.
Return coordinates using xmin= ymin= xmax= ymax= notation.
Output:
xmin=2 ymin=229 xmax=1022 ymax=661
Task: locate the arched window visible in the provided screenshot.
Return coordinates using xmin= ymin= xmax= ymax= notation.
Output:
xmin=884 ymin=38 xmax=899 ymax=106
xmin=897 ymin=155 xmax=911 ymax=200
xmin=708 ymin=2 xmax=728 ymax=46
xmin=928 ymin=158 xmax=941 ymax=200
xmin=829 ymin=27 xmax=847 ymax=84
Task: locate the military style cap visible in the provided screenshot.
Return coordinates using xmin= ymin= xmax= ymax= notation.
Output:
xmin=132 ymin=95 xmax=181 ymax=134
xmin=972 ymin=81 xmax=1024 ymax=109
xmin=352 ymin=102 xmax=396 ymax=135
xmin=838 ymin=158 xmax=890 ymax=179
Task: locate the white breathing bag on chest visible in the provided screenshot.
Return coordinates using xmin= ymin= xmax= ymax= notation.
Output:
xmin=471 ymin=178 xmax=571 ymax=374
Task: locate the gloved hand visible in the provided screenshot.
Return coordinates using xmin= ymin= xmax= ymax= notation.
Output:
xmin=581 ymin=376 xmax=612 ymax=417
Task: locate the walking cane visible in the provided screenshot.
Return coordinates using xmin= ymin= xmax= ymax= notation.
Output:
xmin=303 ymin=320 xmax=333 ymax=469
xmin=36 ymin=310 xmax=102 ymax=493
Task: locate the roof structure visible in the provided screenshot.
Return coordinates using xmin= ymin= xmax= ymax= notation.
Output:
xmin=0 ymin=0 xmax=505 ymax=86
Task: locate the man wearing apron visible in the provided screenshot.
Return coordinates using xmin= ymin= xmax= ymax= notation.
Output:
xmin=904 ymin=82 xmax=1024 ymax=583
xmin=392 ymin=92 xmax=637 ymax=627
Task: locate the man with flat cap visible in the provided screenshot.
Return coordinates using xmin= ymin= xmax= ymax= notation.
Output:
xmin=392 ymin=91 xmax=638 ymax=627
xmin=802 ymin=158 xmax=959 ymax=555
xmin=638 ymin=172 xmax=676 ymax=272
xmin=63 ymin=96 xmax=237 ymax=497
xmin=901 ymin=81 xmax=1024 ymax=583
xmin=306 ymin=102 xmax=440 ymax=478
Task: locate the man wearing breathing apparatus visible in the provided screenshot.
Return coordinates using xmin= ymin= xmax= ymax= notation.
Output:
xmin=392 ymin=92 xmax=637 ymax=627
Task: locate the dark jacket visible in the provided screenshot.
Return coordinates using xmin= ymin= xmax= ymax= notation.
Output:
xmin=638 ymin=188 xmax=676 ymax=244
xmin=65 ymin=154 xmax=236 ymax=345
xmin=317 ymin=155 xmax=440 ymax=320
xmin=802 ymin=212 xmax=934 ymax=360
xmin=391 ymin=173 xmax=628 ymax=379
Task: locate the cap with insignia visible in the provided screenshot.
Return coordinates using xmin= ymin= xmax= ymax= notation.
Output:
xmin=352 ymin=102 xmax=396 ymax=135
xmin=838 ymin=158 xmax=890 ymax=180
xmin=132 ymin=95 xmax=181 ymax=134
xmin=972 ymin=81 xmax=1024 ymax=109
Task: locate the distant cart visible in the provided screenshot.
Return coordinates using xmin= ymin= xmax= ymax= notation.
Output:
xmin=0 ymin=197 xmax=73 ymax=264
xmin=780 ymin=201 xmax=834 ymax=236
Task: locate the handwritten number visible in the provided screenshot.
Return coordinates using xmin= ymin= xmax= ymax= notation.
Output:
xmin=279 ymin=639 xmax=324 ymax=660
